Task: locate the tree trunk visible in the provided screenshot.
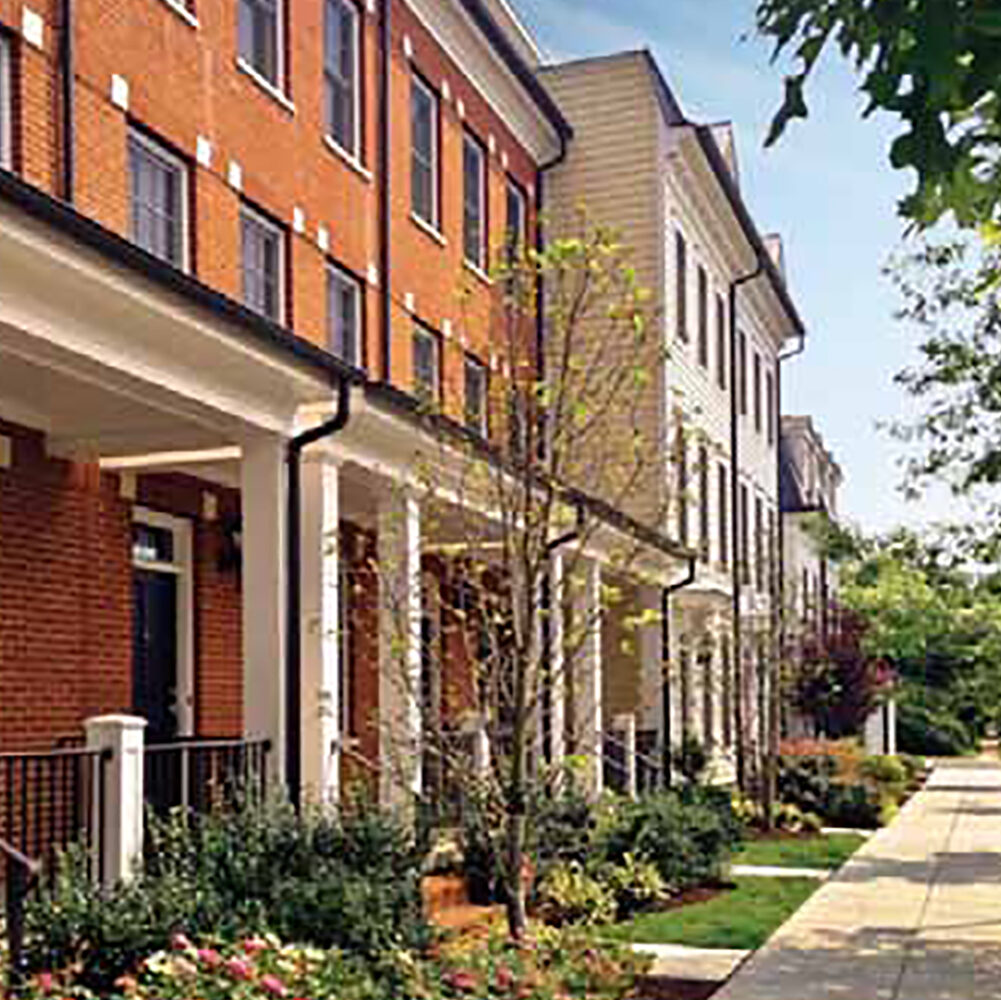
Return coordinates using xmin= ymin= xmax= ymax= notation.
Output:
xmin=504 ymin=806 xmax=528 ymax=939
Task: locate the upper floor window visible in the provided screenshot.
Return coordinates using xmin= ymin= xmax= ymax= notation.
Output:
xmin=715 ymin=293 xmax=726 ymax=390
xmin=413 ymin=325 xmax=440 ymax=405
xmin=675 ymin=426 xmax=688 ymax=547
xmin=128 ymin=130 xmax=188 ymax=270
xmin=738 ymin=330 xmax=748 ymax=416
xmin=464 ymin=355 xmax=488 ymax=436
xmin=238 ymin=0 xmax=281 ymax=87
xmin=698 ymin=444 xmax=709 ymax=563
xmin=754 ymin=496 xmax=765 ymax=591
xmin=675 ymin=230 xmax=687 ymax=342
xmin=753 ymin=352 xmax=762 ymax=433
xmin=411 ymin=75 xmax=439 ymax=229
xmin=505 ymin=180 xmax=527 ymax=263
xmin=241 ymin=205 xmax=284 ymax=322
xmin=463 ymin=132 xmax=486 ymax=270
xmin=766 ymin=370 xmax=776 ymax=446
xmin=0 ymin=35 xmax=11 ymax=169
xmin=739 ymin=483 xmax=750 ymax=585
xmin=325 ymin=0 xmax=360 ymax=157
xmin=697 ymin=266 xmax=708 ymax=368
xmin=718 ymin=463 xmax=728 ymax=567
xmin=328 ymin=264 xmax=362 ymax=367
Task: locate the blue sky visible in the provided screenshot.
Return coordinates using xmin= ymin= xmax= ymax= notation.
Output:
xmin=515 ymin=0 xmax=957 ymax=535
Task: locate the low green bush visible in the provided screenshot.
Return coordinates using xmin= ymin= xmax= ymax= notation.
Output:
xmin=897 ymin=700 xmax=976 ymax=756
xmin=25 ymin=798 xmax=428 ymax=991
xmin=858 ymin=754 xmax=907 ymax=788
xmin=535 ymin=862 xmax=617 ymax=927
xmin=777 ymin=755 xmax=882 ymax=828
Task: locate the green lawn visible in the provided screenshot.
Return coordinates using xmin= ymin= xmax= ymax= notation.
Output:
xmin=734 ymin=833 xmax=865 ymax=871
xmin=603 ymin=877 xmax=818 ymax=950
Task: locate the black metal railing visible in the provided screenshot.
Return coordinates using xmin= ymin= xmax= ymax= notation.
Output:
xmin=636 ymin=729 xmax=663 ymax=794
xmin=2 ymin=837 xmax=41 ymax=992
xmin=0 ymin=747 xmax=108 ymax=880
xmin=603 ymin=728 xmax=665 ymax=796
xmin=143 ymin=738 xmax=270 ymax=817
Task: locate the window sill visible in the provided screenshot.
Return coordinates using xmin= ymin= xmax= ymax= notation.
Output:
xmin=323 ymin=135 xmax=372 ymax=182
xmin=236 ymin=58 xmax=296 ymax=115
xmin=411 ymin=212 xmax=447 ymax=247
xmin=463 ymin=258 xmax=493 ymax=287
xmin=155 ymin=0 xmax=199 ymax=27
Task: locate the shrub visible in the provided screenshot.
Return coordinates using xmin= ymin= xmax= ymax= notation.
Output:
xmin=598 ymin=787 xmax=742 ymax=890
xmin=535 ymin=862 xmax=616 ymax=927
xmin=897 ymin=700 xmax=976 ymax=756
xmin=601 ymin=853 xmax=669 ymax=918
xmin=777 ymin=755 xmax=884 ymax=828
xmin=858 ymin=754 xmax=907 ymax=789
xmin=676 ymin=735 xmax=709 ymax=783
xmin=25 ymin=798 xmax=428 ymax=990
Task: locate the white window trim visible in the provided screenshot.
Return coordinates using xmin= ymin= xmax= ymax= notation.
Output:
xmin=465 ymin=355 xmax=488 ymax=436
xmin=327 ymin=262 xmax=362 ymax=367
xmin=323 ymin=133 xmax=372 ymax=181
xmin=506 ymin=179 xmax=527 ymax=257
xmin=128 ymin=128 xmax=191 ymax=273
xmin=411 ymin=74 xmax=439 ymax=230
xmin=0 ymin=35 xmax=10 ymax=170
xmin=132 ymin=507 xmax=195 ymax=738
xmin=463 ymin=131 xmax=486 ymax=270
xmin=237 ymin=0 xmax=287 ymax=98
xmin=236 ymin=56 xmax=296 ymax=114
xmin=413 ymin=325 xmax=440 ymax=401
xmin=240 ymin=203 xmax=286 ymax=323
xmin=324 ymin=0 xmax=361 ymax=159
xmin=155 ymin=0 xmax=199 ymax=29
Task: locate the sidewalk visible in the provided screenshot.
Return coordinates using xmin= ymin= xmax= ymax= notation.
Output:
xmin=715 ymin=759 xmax=1001 ymax=1000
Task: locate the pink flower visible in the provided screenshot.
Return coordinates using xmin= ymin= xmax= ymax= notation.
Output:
xmin=225 ymin=957 xmax=253 ymax=981
xmin=171 ymin=956 xmax=198 ymax=978
xmin=197 ymin=948 xmax=222 ymax=968
xmin=443 ymin=969 xmax=480 ymax=993
xmin=35 ymin=973 xmax=54 ymax=993
xmin=260 ymin=974 xmax=288 ymax=997
xmin=171 ymin=932 xmax=194 ymax=952
xmin=495 ymin=965 xmax=515 ymax=992
xmin=243 ymin=936 xmax=269 ymax=955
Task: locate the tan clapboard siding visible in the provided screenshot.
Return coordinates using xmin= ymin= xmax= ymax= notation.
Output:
xmin=542 ymin=55 xmax=668 ymax=529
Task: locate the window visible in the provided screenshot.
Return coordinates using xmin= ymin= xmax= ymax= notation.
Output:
xmin=739 ymin=483 xmax=749 ymax=585
xmin=676 ymin=427 xmax=688 ymax=547
xmin=701 ymin=644 xmax=714 ymax=747
xmin=505 ymin=180 xmax=527 ymax=263
xmin=675 ymin=230 xmax=687 ymax=342
xmin=766 ymin=370 xmax=776 ymax=446
xmin=128 ymin=130 xmax=188 ymax=269
xmin=327 ymin=265 xmax=362 ymax=366
xmin=238 ymin=0 xmax=281 ymax=86
xmin=325 ymin=0 xmax=360 ymax=156
xmin=738 ymin=330 xmax=748 ymax=415
xmin=718 ymin=463 xmax=728 ymax=567
xmin=241 ymin=206 xmax=284 ymax=321
xmin=413 ymin=325 xmax=440 ymax=404
xmin=411 ymin=75 xmax=439 ymax=228
xmin=463 ymin=133 xmax=486 ymax=269
xmin=698 ymin=444 xmax=709 ymax=563
xmin=697 ymin=266 xmax=708 ymax=367
xmin=0 ymin=35 xmax=10 ymax=169
xmin=753 ymin=352 xmax=762 ymax=434
xmin=755 ymin=497 xmax=765 ymax=592
xmin=715 ymin=294 xmax=726 ymax=389
xmin=464 ymin=355 xmax=488 ymax=435
xmin=721 ymin=638 xmax=733 ymax=748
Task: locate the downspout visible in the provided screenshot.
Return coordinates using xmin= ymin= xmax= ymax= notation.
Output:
xmin=729 ymin=259 xmax=763 ymax=792
xmin=661 ymin=556 xmax=697 ymax=788
xmin=59 ymin=0 xmax=74 ymax=202
xmin=774 ymin=334 xmax=806 ymax=750
xmin=285 ymin=377 xmax=352 ymax=808
xmin=377 ymin=0 xmax=392 ymax=382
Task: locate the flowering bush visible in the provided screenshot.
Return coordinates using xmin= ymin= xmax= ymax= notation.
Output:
xmin=14 ymin=927 xmax=648 ymax=1000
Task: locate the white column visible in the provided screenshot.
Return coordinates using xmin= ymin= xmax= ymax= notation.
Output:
xmin=548 ymin=552 xmax=567 ymax=766
xmin=300 ymin=458 xmax=341 ymax=804
xmin=637 ymin=584 xmax=663 ymax=741
xmin=85 ymin=715 xmax=146 ymax=888
xmin=887 ymin=698 xmax=898 ymax=755
xmin=377 ymin=490 xmax=422 ymax=808
xmin=241 ymin=436 xmax=287 ymax=784
xmin=570 ymin=558 xmax=603 ymax=794
xmin=613 ymin=712 xmax=638 ymax=799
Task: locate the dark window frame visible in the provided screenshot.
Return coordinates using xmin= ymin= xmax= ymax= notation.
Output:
xmin=327 ymin=261 xmax=365 ymax=368
xmin=698 ymin=444 xmax=709 ymax=563
xmin=464 ymin=353 xmax=489 ymax=436
xmin=738 ymin=330 xmax=748 ymax=416
xmin=412 ymin=322 xmax=441 ymax=405
xmin=715 ymin=292 xmax=726 ymax=390
xmin=240 ymin=202 xmax=286 ymax=323
xmin=410 ymin=72 xmax=440 ymax=230
xmin=675 ymin=230 xmax=688 ymax=342
xmin=676 ymin=425 xmax=688 ymax=547
xmin=128 ymin=127 xmax=190 ymax=271
xmin=697 ymin=265 xmax=708 ymax=368
xmin=753 ymin=351 xmax=763 ymax=434
xmin=238 ymin=0 xmax=283 ymax=88
xmin=718 ymin=463 xmax=728 ymax=568
xmin=739 ymin=483 xmax=750 ymax=586
xmin=766 ymin=369 xmax=776 ymax=447
xmin=463 ymin=130 xmax=487 ymax=270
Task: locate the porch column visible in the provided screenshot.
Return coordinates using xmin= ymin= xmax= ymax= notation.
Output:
xmin=241 ymin=435 xmax=287 ymax=784
xmin=548 ymin=551 xmax=567 ymax=766
xmin=637 ymin=584 xmax=663 ymax=743
xmin=300 ymin=458 xmax=341 ymax=804
xmin=377 ymin=489 xmax=422 ymax=808
xmin=569 ymin=557 xmax=603 ymax=795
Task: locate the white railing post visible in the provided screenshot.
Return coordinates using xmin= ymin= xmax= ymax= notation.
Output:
xmin=614 ymin=713 xmax=638 ymax=799
xmin=84 ymin=715 xmax=146 ymax=888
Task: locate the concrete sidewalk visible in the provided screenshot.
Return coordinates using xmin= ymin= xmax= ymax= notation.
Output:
xmin=715 ymin=759 xmax=1001 ymax=1000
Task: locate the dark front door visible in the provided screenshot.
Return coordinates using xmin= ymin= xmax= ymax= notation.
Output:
xmin=133 ymin=569 xmax=179 ymax=744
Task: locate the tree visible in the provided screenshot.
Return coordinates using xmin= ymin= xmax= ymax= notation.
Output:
xmin=376 ymin=213 xmax=677 ymax=940
xmin=756 ymin=0 xmax=1001 ymax=228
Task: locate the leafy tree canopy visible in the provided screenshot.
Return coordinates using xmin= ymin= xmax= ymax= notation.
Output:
xmin=756 ymin=0 xmax=1001 ymax=228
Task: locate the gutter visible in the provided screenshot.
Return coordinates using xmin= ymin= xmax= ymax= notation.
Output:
xmin=59 ymin=0 xmax=74 ymax=202
xmin=729 ymin=258 xmax=763 ymax=792
xmin=377 ymin=0 xmax=392 ymax=382
xmin=661 ymin=556 xmax=697 ymax=787
xmin=285 ymin=378 xmax=352 ymax=808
